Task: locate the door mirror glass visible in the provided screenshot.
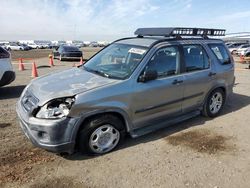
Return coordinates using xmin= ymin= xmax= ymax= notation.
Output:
xmin=138 ymin=70 xmax=158 ymax=82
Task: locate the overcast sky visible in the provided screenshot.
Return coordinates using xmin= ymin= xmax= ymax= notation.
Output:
xmin=1 ymin=0 xmax=250 ymax=42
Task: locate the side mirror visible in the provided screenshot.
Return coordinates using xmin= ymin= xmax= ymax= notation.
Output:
xmin=138 ymin=70 xmax=158 ymax=82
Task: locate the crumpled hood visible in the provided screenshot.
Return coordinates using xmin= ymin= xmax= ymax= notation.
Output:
xmin=28 ymin=67 xmax=117 ymax=105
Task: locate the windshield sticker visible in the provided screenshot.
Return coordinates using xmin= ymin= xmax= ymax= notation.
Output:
xmin=128 ymin=48 xmax=146 ymax=55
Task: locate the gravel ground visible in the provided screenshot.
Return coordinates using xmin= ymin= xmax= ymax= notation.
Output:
xmin=0 ymin=50 xmax=250 ymax=188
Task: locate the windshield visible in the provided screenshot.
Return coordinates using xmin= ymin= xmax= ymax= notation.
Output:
xmin=83 ymin=43 xmax=148 ymax=79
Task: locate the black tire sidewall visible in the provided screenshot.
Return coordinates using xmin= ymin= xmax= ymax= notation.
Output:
xmin=204 ymin=88 xmax=225 ymax=117
xmin=78 ymin=114 xmax=125 ymax=155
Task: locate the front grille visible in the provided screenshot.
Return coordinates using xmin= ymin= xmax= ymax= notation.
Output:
xmin=21 ymin=90 xmax=39 ymax=112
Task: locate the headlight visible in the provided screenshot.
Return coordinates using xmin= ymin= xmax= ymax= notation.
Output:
xmin=36 ymin=97 xmax=75 ymax=119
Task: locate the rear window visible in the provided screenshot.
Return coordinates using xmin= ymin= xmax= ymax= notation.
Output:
xmin=209 ymin=44 xmax=231 ymax=64
xmin=63 ymin=46 xmax=79 ymax=52
xmin=183 ymin=45 xmax=209 ymax=72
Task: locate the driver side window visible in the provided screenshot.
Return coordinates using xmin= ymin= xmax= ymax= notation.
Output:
xmin=146 ymin=46 xmax=179 ymax=78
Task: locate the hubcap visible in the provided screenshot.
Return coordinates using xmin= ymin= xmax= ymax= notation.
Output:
xmin=209 ymin=92 xmax=223 ymax=114
xmin=89 ymin=125 xmax=120 ymax=154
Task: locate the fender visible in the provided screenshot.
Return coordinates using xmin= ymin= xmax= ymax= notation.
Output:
xmin=202 ymin=83 xmax=227 ymax=107
xmin=70 ymin=107 xmax=133 ymax=143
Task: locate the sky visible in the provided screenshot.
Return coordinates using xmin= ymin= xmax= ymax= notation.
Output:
xmin=0 ymin=0 xmax=250 ymax=42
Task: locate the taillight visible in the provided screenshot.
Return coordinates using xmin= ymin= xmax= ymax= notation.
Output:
xmin=0 ymin=47 xmax=10 ymax=59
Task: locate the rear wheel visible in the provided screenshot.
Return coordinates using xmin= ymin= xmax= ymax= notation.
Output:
xmin=78 ymin=114 xmax=125 ymax=155
xmin=202 ymin=88 xmax=225 ymax=117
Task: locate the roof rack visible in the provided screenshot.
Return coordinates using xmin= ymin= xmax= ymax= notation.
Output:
xmin=134 ymin=27 xmax=226 ymax=38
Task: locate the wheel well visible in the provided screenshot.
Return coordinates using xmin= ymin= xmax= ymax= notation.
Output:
xmin=75 ymin=112 xmax=127 ymax=149
xmin=83 ymin=112 xmax=127 ymax=130
xmin=218 ymin=86 xmax=226 ymax=96
xmin=204 ymin=86 xmax=226 ymax=104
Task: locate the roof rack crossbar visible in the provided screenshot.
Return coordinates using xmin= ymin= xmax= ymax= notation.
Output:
xmin=134 ymin=27 xmax=226 ymax=37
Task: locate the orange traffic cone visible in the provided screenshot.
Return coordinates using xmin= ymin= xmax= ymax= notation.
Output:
xmin=240 ymin=55 xmax=244 ymax=63
xmin=49 ymin=56 xmax=54 ymax=67
xmin=18 ymin=58 xmax=25 ymax=71
xmin=31 ymin=62 xmax=38 ymax=78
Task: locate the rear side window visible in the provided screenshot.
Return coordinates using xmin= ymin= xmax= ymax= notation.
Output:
xmin=209 ymin=44 xmax=231 ymax=64
xmin=0 ymin=47 xmax=10 ymax=59
xmin=183 ymin=45 xmax=209 ymax=72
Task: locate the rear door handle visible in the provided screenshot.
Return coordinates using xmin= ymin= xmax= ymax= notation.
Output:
xmin=208 ymin=72 xmax=216 ymax=77
xmin=172 ymin=79 xmax=183 ymax=85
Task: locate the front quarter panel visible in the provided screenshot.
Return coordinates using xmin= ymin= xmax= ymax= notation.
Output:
xmin=68 ymin=80 xmax=134 ymax=132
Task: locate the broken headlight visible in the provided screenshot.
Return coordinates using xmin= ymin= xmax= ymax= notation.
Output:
xmin=36 ymin=97 xmax=75 ymax=119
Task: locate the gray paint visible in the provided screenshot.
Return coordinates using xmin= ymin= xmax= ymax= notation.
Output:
xmin=16 ymin=37 xmax=235 ymax=154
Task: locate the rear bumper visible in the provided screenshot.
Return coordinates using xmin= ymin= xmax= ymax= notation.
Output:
xmin=0 ymin=71 xmax=15 ymax=87
xmin=61 ymin=56 xmax=82 ymax=60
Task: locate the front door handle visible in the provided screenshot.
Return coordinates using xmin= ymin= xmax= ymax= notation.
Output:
xmin=208 ymin=72 xmax=216 ymax=77
xmin=172 ymin=79 xmax=183 ymax=85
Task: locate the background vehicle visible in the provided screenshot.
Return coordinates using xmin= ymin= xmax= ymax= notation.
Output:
xmin=17 ymin=27 xmax=234 ymax=155
xmin=27 ymin=43 xmax=39 ymax=49
xmin=227 ymin=42 xmax=247 ymax=54
xmin=89 ymin=41 xmax=99 ymax=47
xmin=243 ymin=48 xmax=250 ymax=57
xmin=5 ymin=43 xmax=24 ymax=51
xmin=20 ymin=43 xmax=32 ymax=50
xmin=53 ymin=45 xmax=83 ymax=61
xmin=0 ymin=47 xmax=15 ymax=87
xmin=236 ymin=44 xmax=250 ymax=55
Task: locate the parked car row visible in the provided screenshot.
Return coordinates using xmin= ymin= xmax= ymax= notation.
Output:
xmin=226 ymin=42 xmax=250 ymax=56
xmin=0 ymin=40 xmax=110 ymax=51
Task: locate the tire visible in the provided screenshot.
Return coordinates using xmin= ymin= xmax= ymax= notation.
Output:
xmin=246 ymin=53 xmax=250 ymax=57
xmin=78 ymin=114 xmax=125 ymax=155
xmin=202 ymin=88 xmax=225 ymax=118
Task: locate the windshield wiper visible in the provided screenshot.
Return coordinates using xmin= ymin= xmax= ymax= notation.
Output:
xmin=83 ymin=66 xmax=121 ymax=79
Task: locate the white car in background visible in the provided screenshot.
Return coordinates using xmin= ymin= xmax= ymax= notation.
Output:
xmin=5 ymin=43 xmax=24 ymax=51
xmin=236 ymin=44 xmax=250 ymax=55
xmin=0 ymin=47 xmax=15 ymax=87
xmin=27 ymin=43 xmax=39 ymax=49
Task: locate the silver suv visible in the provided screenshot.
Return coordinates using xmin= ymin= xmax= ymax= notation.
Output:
xmin=16 ymin=28 xmax=235 ymax=155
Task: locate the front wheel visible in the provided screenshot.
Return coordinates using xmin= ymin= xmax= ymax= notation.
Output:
xmin=78 ymin=114 xmax=125 ymax=155
xmin=202 ymin=88 xmax=225 ymax=117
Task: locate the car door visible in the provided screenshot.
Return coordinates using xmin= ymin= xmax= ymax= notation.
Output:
xmin=131 ymin=45 xmax=185 ymax=129
xmin=181 ymin=44 xmax=214 ymax=112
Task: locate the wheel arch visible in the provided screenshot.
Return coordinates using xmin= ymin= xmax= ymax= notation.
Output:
xmin=72 ymin=109 xmax=132 ymax=148
xmin=204 ymin=85 xmax=227 ymax=106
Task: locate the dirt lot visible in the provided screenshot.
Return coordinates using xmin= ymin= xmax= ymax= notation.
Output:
xmin=0 ymin=49 xmax=250 ymax=188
